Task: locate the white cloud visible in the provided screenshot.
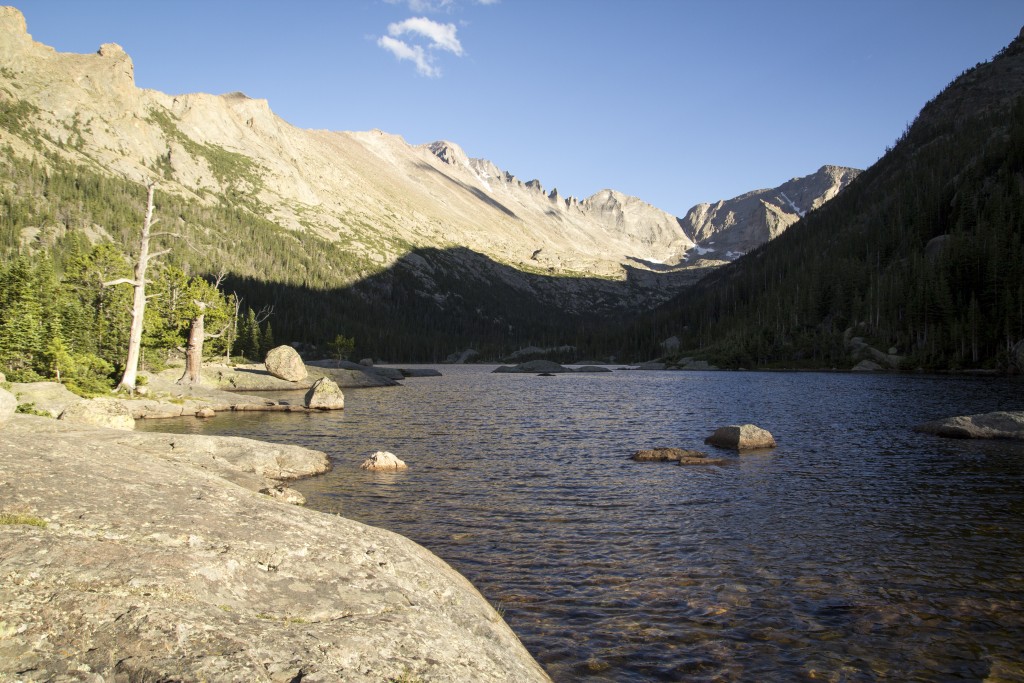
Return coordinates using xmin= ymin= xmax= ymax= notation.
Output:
xmin=387 ymin=16 xmax=463 ymax=56
xmin=384 ymin=0 xmax=455 ymax=12
xmin=377 ymin=35 xmax=440 ymax=77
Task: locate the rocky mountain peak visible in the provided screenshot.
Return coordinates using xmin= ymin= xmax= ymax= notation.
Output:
xmin=0 ymin=6 xmax=37 ymax=59
xmin=0 ymin=5 xmax=27 ymax=35
xmin=424 ymin=140 xmax=470 ymax=168
xmin=681 ymin=165 xmax=861 ymax=260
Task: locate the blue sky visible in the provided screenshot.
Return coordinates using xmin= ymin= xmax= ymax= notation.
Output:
xmin=14 ymin=0 xmax=1024 ymax=217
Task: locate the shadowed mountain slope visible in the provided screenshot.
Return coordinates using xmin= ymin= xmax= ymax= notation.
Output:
xmin=633 ymin=27 xmax=1024 ymax=371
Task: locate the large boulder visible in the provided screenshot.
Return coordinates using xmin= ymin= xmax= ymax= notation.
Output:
xmin=264 ymin=345 xmax=307 ymax=382
xmin=304 ymin=377 xmax=345 ymax=410
xmin=913 ymin=411 xmax=1024 ymax=440
xmin=0 ymin=387 xmax=15 ymax=425
xmin=8 ymin=381 xmax=82 ymax=417
xmin=704 ymin=424 xmax=776 ymax=451
xmin=58 ymin=398 xmax=135 ymax=430
xmin=360 ymin=450 xmax=408 ymax=471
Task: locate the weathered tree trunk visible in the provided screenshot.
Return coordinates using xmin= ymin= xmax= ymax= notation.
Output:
xmin=178 ymin=312 xmax=205 ymax=385
xmin=115 ymin=183 xmax=158 ymax=394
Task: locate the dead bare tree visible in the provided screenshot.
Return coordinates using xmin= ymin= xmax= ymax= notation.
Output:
xmin=106 ymin=182 xmax=170 ymax=394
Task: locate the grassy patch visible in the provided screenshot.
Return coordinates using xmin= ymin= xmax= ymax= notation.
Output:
xmin=15 ymin=402 xmax=49 ymax=417
xmin=0 ymin=512 xmax=47 ymax=528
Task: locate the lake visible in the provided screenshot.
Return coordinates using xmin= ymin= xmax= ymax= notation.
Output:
xmin=137 ymin=367 xmax=1024 ymax=681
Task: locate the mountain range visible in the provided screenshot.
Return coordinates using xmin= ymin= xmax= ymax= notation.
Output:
xmin=640 ymin=26 xmax=1024 ymax=371
xmin=0 ymin=4 xmax=860 ymax=360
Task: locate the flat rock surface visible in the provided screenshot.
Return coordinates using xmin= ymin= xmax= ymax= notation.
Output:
xmin=492 ymin=360 xmax=573 ymax=374
xmin=201 ymin=362 xmax=399 ymax=390
xmin=913 ymin=411 xmax=1024 ymax=440
xmin=0 ymin=415 xmax=549 ymax=682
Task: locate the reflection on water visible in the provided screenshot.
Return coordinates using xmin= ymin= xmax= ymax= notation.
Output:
xmin=138 ymin=368 xmax=1024 ymax=681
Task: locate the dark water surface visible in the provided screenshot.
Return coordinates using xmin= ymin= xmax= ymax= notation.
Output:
xmin=138 ymin=368 xmax=1024 ymax=681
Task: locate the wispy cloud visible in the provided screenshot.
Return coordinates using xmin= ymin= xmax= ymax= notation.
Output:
xmin=385 ymin=0 xmax=498 ymax=10
xmin=387 ymin=17 xmax=463 ymax=56
xmin=385 ymin=0 xmax=455 ymax=12
xmin=378 ymin=16 xmax=465 ymax=77
xmin=378 ymin=1 xmax=495 ymax=76
xmin=377 ymin=35 xmax=439 ymax=77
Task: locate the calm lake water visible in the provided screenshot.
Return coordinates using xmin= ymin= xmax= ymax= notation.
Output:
xmin=137 ymin=367 xmax=1024 ymax=682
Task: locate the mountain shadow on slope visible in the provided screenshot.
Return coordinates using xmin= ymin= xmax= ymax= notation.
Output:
xmin=225 ymin=245 xmax=679 ymax=363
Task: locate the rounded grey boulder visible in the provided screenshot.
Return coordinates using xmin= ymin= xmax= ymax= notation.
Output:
xmin=264 ymin=345 xmax=308 ymax=382
xmin=304 ymin=376 xmax=345 ymax=410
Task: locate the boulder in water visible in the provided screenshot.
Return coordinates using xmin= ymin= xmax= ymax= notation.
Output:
xmin=361 ymin=450 xmax=408 ymax=471
xmin=704 ymin=424 xmax=776 ymax=451
xmin=913 ymin=411 xmax=1024 ymax=440
xmin=304 ymin=377 xmax=345 ymax=410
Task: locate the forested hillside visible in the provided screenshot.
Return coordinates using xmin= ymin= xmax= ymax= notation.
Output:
xmin=626 ymin=29 xmax=1024 ymax=372
xmin=0 ymin=146 xmax=616 ymax=380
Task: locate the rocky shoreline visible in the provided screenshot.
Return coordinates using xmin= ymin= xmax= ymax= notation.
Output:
xmin=5 ymin=360 xmax=401 ymax=424
xmin=0 ymin=379 xmax=550 ymax=682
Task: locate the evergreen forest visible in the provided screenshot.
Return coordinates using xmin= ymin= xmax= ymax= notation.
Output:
xmin=616 ymin=44 xmax=1024 ymax=372
xmin=2 ymin=27 xmax=1024 ymax=393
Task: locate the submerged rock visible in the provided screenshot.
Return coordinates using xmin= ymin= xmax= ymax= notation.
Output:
xmin=913 ymin=411 xmax=1024 ymax=440
xmin=304 ymin=377 xmax=345 ymax=410
xmin=361 ymin=450 xmax=408 ymax=471
xmin=399 ymin=368 xmax=443 ymax=377
xmin=264 ymin=345 xmax=308 ymax=382
xmin=631 ymin=448 xmax=724 ymax=465
xmin=704 ymin=424 xmax=776 ymax=451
